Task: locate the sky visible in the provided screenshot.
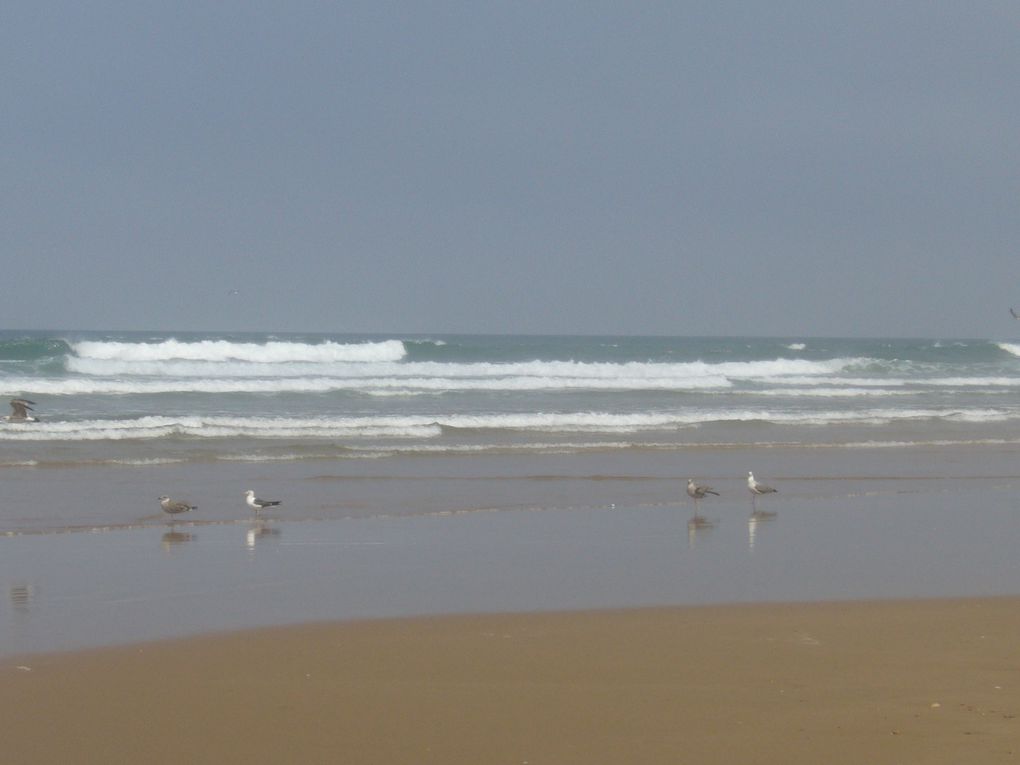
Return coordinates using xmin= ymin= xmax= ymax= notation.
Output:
xmin=3 ymin=2 xmax=1020 ymax=338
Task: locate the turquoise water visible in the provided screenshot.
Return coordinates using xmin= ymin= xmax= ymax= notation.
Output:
xmin=3 ymin=332 xmax=1020 ymax=467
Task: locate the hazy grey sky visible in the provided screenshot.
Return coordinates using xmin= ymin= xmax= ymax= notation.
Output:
xmin=4 ymin=2 xmax=1019 ymax=337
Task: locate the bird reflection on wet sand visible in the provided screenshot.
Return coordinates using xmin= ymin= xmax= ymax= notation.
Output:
xmin=747 ymin=510 xmax=777 ymax=551
xmin=161 ymin=531 xmax=196 ymax=551
xmin=687 ymin=514 xmax=715 ymax=547
xmin=10 ymin=584 xmax=34 ymax=613
xmin=246 ymin=519 xmax=282 ymax=551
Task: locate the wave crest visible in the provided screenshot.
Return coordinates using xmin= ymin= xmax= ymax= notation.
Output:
xmin=996 ymin=342 xmax=1020 ymax=358
xmin=71 ymin=339 xmax=407 ymax=364
xmin=0 ymin=407 xmax=1016 ymax=442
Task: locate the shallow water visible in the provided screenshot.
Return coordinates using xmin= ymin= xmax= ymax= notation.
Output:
xmin=4 ymin=451 xmax=1020 ymax=657
xmin=4 ymin=442 xmax=1020 ymax=534
xmin=6 ymin=333 xmax=1020 ymax=656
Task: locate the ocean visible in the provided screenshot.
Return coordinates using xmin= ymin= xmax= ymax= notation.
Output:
xmin=3 ymin=331 xmax=1020 ymax=459
xmin=3 ymin=330 xmax=1020 ymax=533
xmin=7 ymin=330 xmax=1020 ymax=654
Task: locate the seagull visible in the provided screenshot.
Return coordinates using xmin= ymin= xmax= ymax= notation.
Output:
xmin=245 ymin=489 xmax=281 ymax=515
xmin=7 ymin=398 xmax=39 ymax=422
xmin=686 ymin=479 xmax=719 ymax=513
xmin=159 ymin=495 xmax=196 ymax=518
xmin=747 ymin=471 xmax=777 ymax=508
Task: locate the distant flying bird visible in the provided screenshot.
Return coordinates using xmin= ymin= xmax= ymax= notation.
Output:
xmin=686 ymin=479 xmax=719 ymax=513
xmin=245 ymin=489 xmax=281 ymax=515
xmin=6 ymin=398 xmax=39 ymax=422
xmin=159 ymin=495 xmax=196 ymax=518
xmin=1011 ymin=308 xmax=1020 ymax=320
xmin=747 ymin=471 xmax=777 ymax=508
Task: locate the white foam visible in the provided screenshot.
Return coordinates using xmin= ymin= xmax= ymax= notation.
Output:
xmin=0 ymin=415 xmax=445 ymax=441
xmin=921 ymin=377 xmax=1020 ymax=387
xmin=71 ymin=339 xmax=407 ymax=364
xmin=774 ymin=375 xmax=1020 ymax=389
xmin=746 ymin=387 xmax=919 ymax=397
xmin=4 ymin=375 xmax=726 ymax=395
xmin=23 ymin=355 xmax=873 ymax=395
xmin=1 ymin=406 xmax=1017 ymax=442
xmin=996 ymin=342 xmax=1020 ymax=357
xmin=103 ymin=457 xmax=189 ymax=466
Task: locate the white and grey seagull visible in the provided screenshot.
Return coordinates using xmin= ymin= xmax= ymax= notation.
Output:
xmin=6 ymin=398 xmax=39 ymax=422
xmin=159 ymin=495 xmax=196 ymax=518
xmin=747 ymin=471 xmax=777 ymax=508
xmin=686 ymin=479 xmax=719 ymax=513
xmin=245 ymin=489 xmax=282 ymax=515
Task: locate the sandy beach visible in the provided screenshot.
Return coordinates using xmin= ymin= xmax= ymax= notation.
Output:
xmin=4 ymin=441 xmax=1020 ymax=763
xmin=4 ymin=598 xmax=1018 ymax=764
xmin=7 ymin=0 xmax=1020 ymax=751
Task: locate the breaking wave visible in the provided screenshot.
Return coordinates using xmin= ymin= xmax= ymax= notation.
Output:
xmin=71 ymin=338 xmax=407 ymax=364
xmin=4 ymin=333 xmax=1020 ymax=456
xmin=995 ymin=342 xmax=1020 ymax=358
xmin=0 ymin=406 xmax=1016 ymax=442
xmin=43 ymin=355 xmax=863 ymax=395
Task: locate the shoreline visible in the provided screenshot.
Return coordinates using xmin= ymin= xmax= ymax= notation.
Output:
xmin=5 ymin=597 xmax=1018 ymax=764
xmin=5 ymin=470 xmax=1020 ymax=658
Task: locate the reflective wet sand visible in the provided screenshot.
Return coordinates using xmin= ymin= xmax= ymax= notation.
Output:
xmin=4 ymin=445 xmax=1020 ymax=656
xmin=4 ymin=443 xmax=1020 ymax=762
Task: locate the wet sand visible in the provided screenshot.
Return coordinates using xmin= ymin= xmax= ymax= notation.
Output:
xmin=4 ymin=444 xmax=1020 ymax=761
xmin=4 ymin=598 xmax=1018 ymax=764
xmin=6 ymin=476 xmax=1020 ymax=657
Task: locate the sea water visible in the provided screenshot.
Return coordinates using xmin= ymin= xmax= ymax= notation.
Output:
xmin=4 ymin=331 xmax=1020 ymax=452
xmin=2 ymin=330 xmax=1020 ymax=532
xmin=6 ymin=331 xmax=1020 ymax=654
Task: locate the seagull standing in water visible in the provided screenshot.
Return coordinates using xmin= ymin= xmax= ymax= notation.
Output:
xmin=686 ymin=479 xmax=719 ymax=515
xmin=6 ymin=398 xmax=39 ymax=422
xmin=159 ymin=495 xmax=196 ymax=519
xmin=245 ymin=489 xmax=282 ymax=515
xmin=747 ymin=471 xmax=777 ymax=508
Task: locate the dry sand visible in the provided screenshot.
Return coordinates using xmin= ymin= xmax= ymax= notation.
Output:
xmin=3 ymin=598 xmax=1018 ymax=764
